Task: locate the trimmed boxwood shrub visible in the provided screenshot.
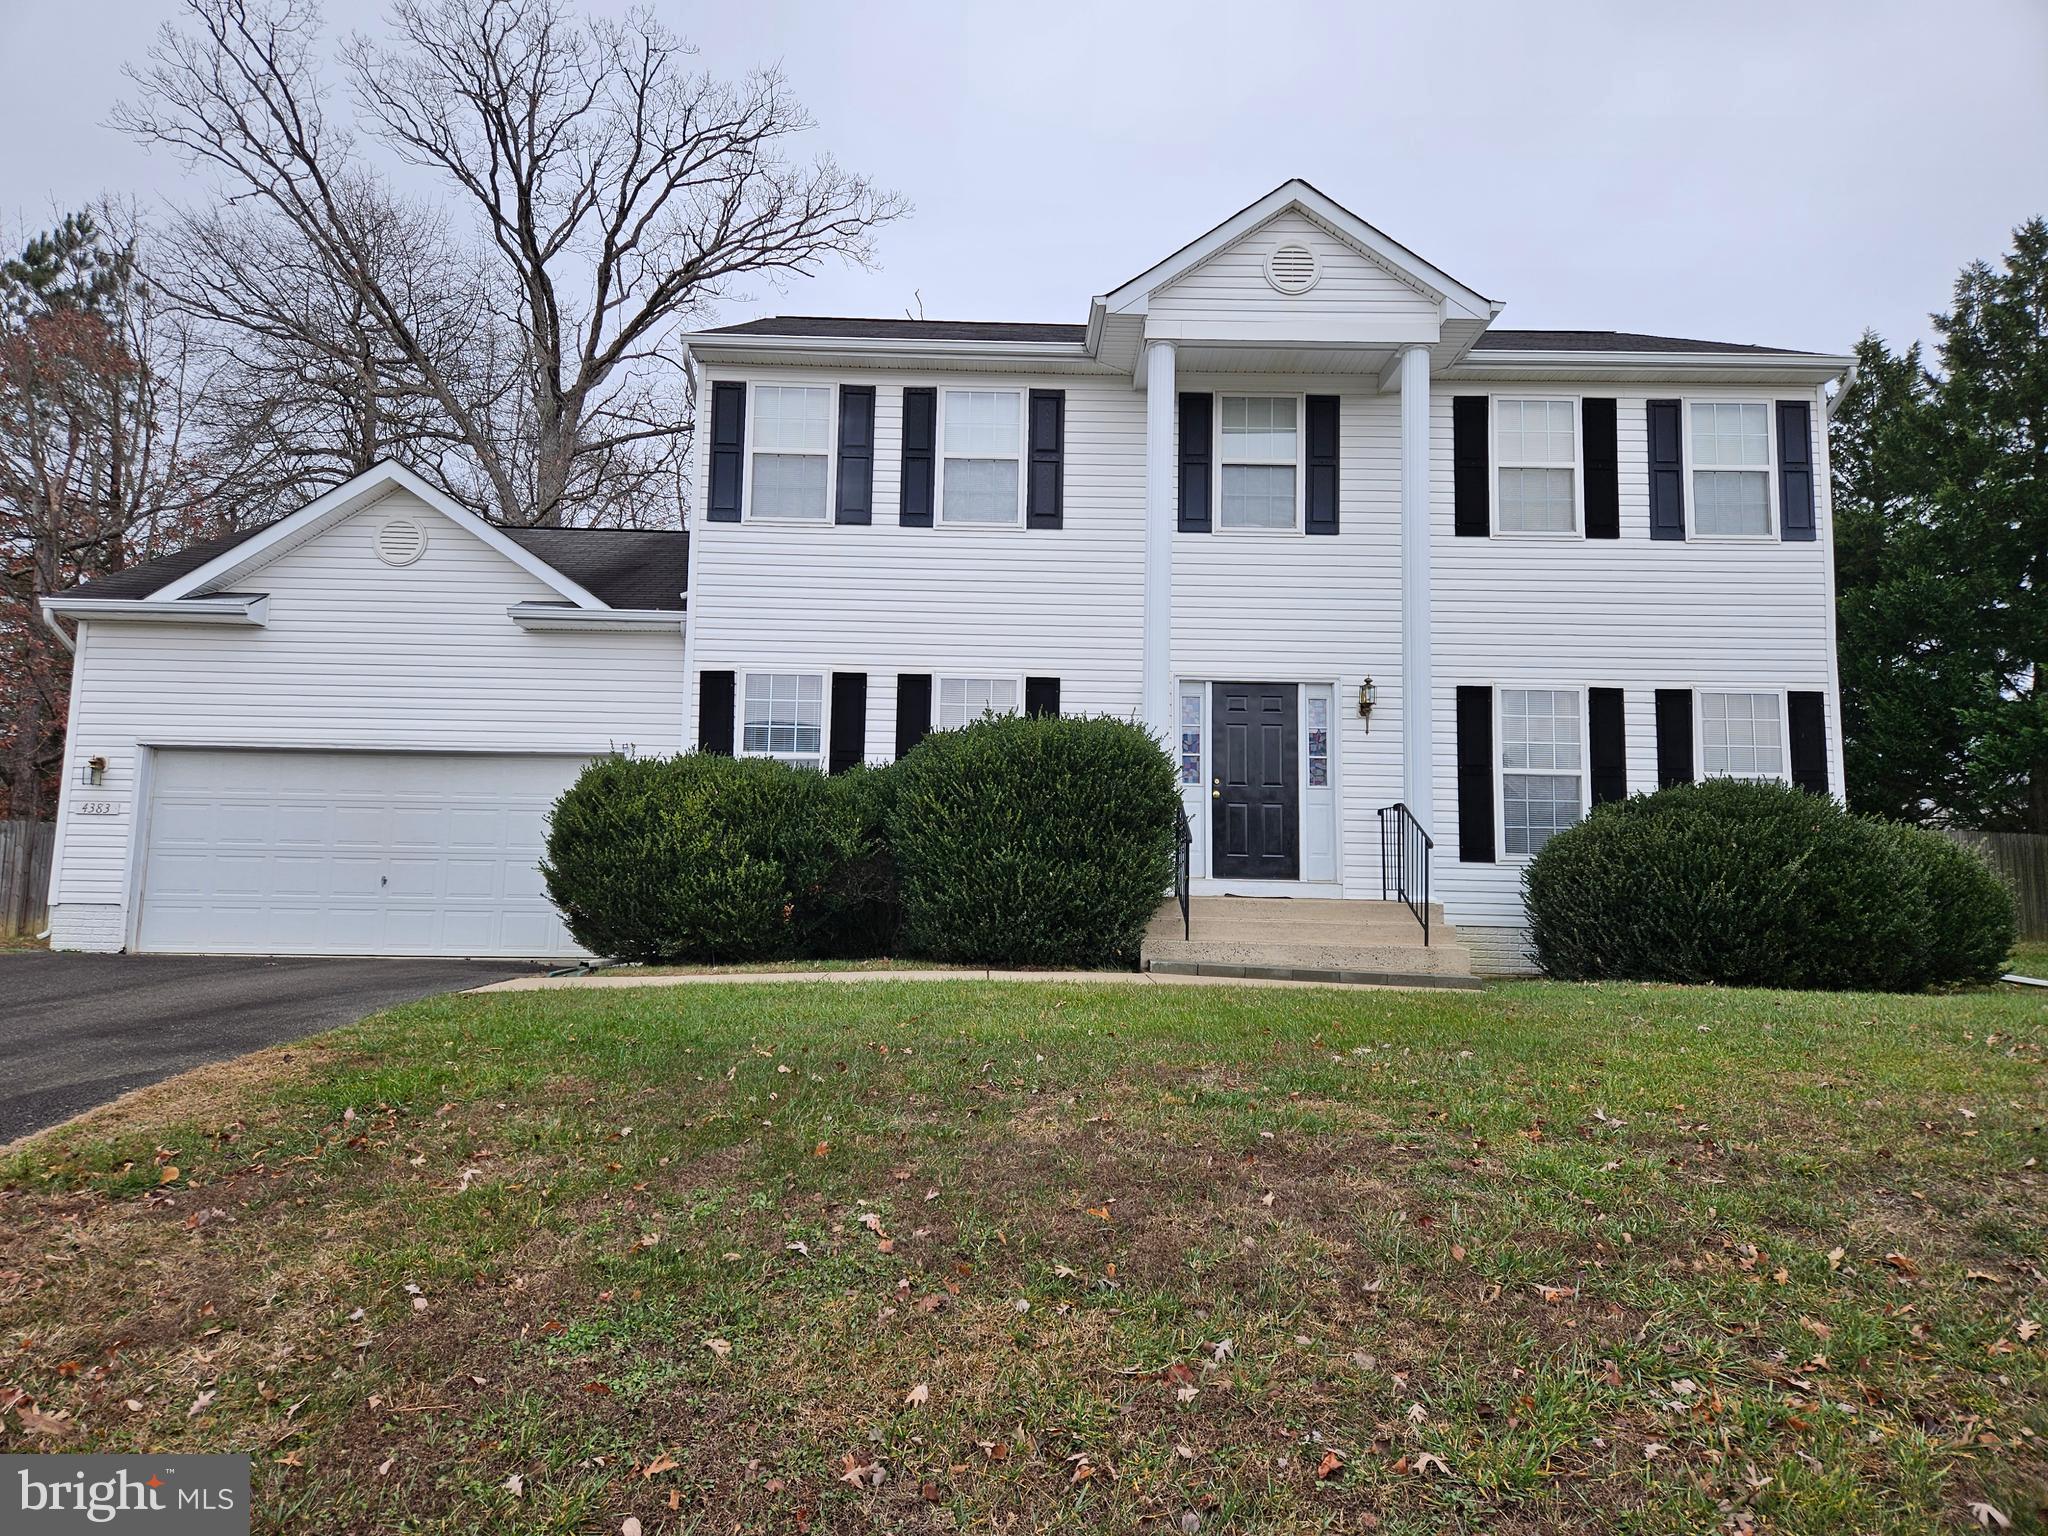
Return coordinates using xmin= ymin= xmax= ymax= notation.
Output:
xmin=1522 ymin=779 xmax=2015 ymax=991
xmin=889 ymin=713 xmax=1180 ymax=968
xmin=541 ymin=753 xmax=893 ymax=963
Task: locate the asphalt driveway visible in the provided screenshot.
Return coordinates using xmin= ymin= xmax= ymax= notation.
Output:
xmin=0 ymin=952 xmax=544 ymax=1143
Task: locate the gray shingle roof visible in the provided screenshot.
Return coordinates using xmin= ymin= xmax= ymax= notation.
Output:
xmin=60 ymin=521 xmax=688 ymax=609
xmin=1471 ymin=329 xmax=1825 ymax=356
xmin=703 ymin=316 xmax=1088 ymax=343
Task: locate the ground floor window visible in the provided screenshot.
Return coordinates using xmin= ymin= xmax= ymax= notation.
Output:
xmin=1501 ymin=688 xmax=1583 ymax=857
xmin=936 ymin=676 xmax=1018 ymax=729
xmin=1699 ymin=691 xmax=1785 ymax=780
xmin=742 ymin=672 xmax=825 ymax=767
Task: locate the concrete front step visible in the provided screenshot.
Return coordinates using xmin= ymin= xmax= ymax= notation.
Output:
xmin=1140 ymin=896 xmax=1482 ymax=990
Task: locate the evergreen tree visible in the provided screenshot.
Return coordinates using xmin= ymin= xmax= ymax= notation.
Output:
xmin=1833 ymin=220 xmax=2048 ymax=831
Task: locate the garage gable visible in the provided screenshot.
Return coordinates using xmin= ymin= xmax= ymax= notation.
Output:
xmin=154 ymin=462 xmax=606 ymax=609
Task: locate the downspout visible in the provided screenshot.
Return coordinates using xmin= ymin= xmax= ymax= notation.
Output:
xmin=1824 ymin=359 xmax=1859 ymax=420
xmin=38 ymin=597 xmax=74 ymax=653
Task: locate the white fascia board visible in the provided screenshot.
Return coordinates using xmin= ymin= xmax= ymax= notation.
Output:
xmin=1098 ymin=179 xmax=1496 ymax=320
xmin=508 ymin=602 xmax=685 ymax=633
xmin=42 ymin=594 xmax=269 ymax=626
xmin=681 ymin=335 xmax=1101 ymax=372
xmin=1449 ymin=350 xmax=1855 ymax=387
xmin=153 ymin=462 xmax=608 ymax=609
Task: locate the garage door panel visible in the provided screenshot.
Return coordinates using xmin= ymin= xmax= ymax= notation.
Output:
xmin=138 ymin=751 xmax=588 ymax=958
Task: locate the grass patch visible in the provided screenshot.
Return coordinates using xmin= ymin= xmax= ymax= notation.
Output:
xmin=3 ymin=977 xmax=2045 ymax=1533
xmin=2010 ymin=941 xmax=2048 ymax=976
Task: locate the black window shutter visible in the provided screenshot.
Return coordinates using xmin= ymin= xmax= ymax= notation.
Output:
xmin=698 ymin=670 xmax=735 ymax=755
xmin=1024 ymin=676 xmax=1061 ymax=718
xmin=1455 ymin=685 xmax=1495 ymax=863
xmin=1582 ymin=398 xmax=1619 ymax=539
xmin=1453 ymin=396 xmax=1489 ymax=536
xmin=1777 ymin=400 xmax=1816 ymax=541
xmin=828 ymin=673 xmax=868 ymax=774
xmin=895 ymin=673 xmax=932 ymax=758
xmin=1304 ymin=394 xmax=1340 ymax=535
xmin=1588 ymin=687 xmax=1627 ymax=805
xmin=899 ymin=388 xmax=936 ymax=527
xmin=1647 ymin=399 xmax=1686 ymax=541
xmin=835 ymin=386 xmax=874 ymax=525
xmin=1654 ymin=688 xmax=1694 ymax=786
xmin=1787 ymin=691 xmax=1829 ymax=795
xmin=707 ymin=382 xmax=745 ymax=523
xmin=1026 ymin=390 xmax=1064 ymax=529
xmin=1177 ymin=393 xmax=1212 ymax=532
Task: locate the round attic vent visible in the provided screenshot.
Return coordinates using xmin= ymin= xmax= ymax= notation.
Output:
xmin=1265 ymin=242 xmax=1320 ymax=294
xmin=375 ymin=518 xmax=427 ymax=567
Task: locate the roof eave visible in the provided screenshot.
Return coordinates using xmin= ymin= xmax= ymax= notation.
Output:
xmin=682 ymin=333 xmax=1097 ymax=369
xmin=42 ymin=594 xmax=269 ymax=627
xmin=507 ymin=602 xmax=686 ymax=632
xmin=1451 ymin=349 xmax=1853 ymax=383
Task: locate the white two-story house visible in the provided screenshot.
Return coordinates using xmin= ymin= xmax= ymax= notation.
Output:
xmin=41 ymin=181 xmax=1849 ymax=972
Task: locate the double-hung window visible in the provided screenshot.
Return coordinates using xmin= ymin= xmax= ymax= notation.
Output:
xmin=936 ymin=676 xmax=1019 ymax=729
xmin=1500 ymin=689 xmax=1583 ymax=857
xmin=1689 ymin=402 xmax=1773 ymax=536
xmin=1699 ymin=691 xmax=1785 ymax=780
xmin=941 ymin=390 xmax=1022 ymax=524
xmin=1495 ymin=398 xmax=1577 ymax=533
xmin=741 ymin=673 xmax=825 ymax=768
xmin=749 ymin=386 xmax=832 ymax=521
xmin=1218 ymin=396 xmax=1299 ymax=530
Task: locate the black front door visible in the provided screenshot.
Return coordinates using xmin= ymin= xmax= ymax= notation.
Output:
xmin=1212 ymin=682 xmax=1298 ymax=880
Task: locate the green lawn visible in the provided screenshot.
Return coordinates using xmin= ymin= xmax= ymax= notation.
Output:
xmin=3 ymin=976 xmax=2045 ymax=1533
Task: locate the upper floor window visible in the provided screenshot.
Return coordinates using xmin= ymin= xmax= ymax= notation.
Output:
xmin=1700 ymin=691 xmax=1784 ymax=780
xmin=941 ymin=390 xmax=1022 ymax=525
xmin=1500 ymin=688 xmax=1583 ymax=857
xmin=937 ymin=675 xmax=1019 ymax=729
xmin=750 ymin=386 xmax=832 ymax=521
xmin=1689 ymin=403 xmax=1773 ymax=537
xmin=741 ymin=672 xmax=824 ymax=767
xmin=1218 ymin=396 xmax=1298 ymax=530
xmin=1495 ymin=398 xmax=1577 ymax=533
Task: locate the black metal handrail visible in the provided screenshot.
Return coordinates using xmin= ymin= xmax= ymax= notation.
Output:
xmin=1376 ymin=802 xmax=1432 ymax=945
xmin=1173 ymin=803 xmax=1192 ymax=939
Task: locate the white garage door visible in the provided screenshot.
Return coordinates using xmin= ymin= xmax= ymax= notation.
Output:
xmin=137 ymin=750 xmax=589 ymax=958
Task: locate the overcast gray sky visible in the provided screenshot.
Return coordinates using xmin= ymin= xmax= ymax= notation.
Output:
xmin=3 ymin=0 xmax=2044 ymax=356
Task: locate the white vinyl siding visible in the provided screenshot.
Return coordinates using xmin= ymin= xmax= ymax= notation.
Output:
xmin=940 ymin=390 xmax=1023 ymax=525
xmin=1500 ymin=688 xmax=1583 ymax=857
xmin=1495 ymin=397 xmax=1578 ymax=534
xmin=741 ymin=672 xmax=825 ymax=766
xmin=1689 ymin=402 xmax=1773 ymax=537
xmin=1699 ymin=691 xmax=1786 ymax=780
xmin=749 ymin=385 xmax=832 ymax=521
xmin=1218 ymin=395 xmax=1299 ymax=530
xmin=936 ymin=676 xmax=1019 ymax=729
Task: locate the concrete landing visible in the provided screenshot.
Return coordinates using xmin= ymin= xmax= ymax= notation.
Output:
xmin=1141 ymin=896 xmax=1483 ymax=990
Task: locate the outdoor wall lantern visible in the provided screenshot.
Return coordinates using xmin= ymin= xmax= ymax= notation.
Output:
xmin=85 ymin=756 xmax=106 ymax=786
xmin=1357 ymin=676 xmax=1377 ymax=728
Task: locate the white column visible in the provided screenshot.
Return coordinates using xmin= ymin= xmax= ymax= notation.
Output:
xmin=1141 ymin=339 xmax=1177 ymax=742
xmin=1397 ymin=342 xmax=1434 ymax=831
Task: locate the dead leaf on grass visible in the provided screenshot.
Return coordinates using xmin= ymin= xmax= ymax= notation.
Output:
xmin=1971 ymin=1503 xmax=2011 ymax=1530
xmin=903 ymin=1383 xmax=929 ymax=1407
xmin=501 ymin=1473 xmax=523 ymax=1498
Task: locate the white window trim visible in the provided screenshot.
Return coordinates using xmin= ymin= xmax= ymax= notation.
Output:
xmin=1495 ymin=685 xmax=1590 ymax=864
xmin=1695 ymin=687 xmax=1791 ymax=784
xmin=1489 ymin=392 xmax=1584 ymax=540
xmin=741 ymin=380 xmax=837 ymax=526
xmin=937 ymin=388 xmax=1028 ymax=530
xmin=933 ymin=672 xmax=1026 ymax=730
xmin=1212 ymin=392 xmax=1307 ymax=536
xmin=1682 ymin=398 xmax=1778 ymax=542
xmin=738 ymin=669 xmax=828 ymax=768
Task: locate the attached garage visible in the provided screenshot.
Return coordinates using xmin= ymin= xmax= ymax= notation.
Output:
xmin=134 ymin=750 xmax=589 ymax=957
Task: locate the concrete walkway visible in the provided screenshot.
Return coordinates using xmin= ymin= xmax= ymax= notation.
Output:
xmin=470 ymin=966 xmax=1466 ymax=995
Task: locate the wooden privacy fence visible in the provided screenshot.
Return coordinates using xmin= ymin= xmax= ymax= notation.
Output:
xmin=0 ymin=819 xmax=56 ymax=938
xmin=1946 ymin=829 xmax=2048 ymax=941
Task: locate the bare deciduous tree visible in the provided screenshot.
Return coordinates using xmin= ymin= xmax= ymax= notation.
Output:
xmin=118 ymin=0 xmax=905 ymax=526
